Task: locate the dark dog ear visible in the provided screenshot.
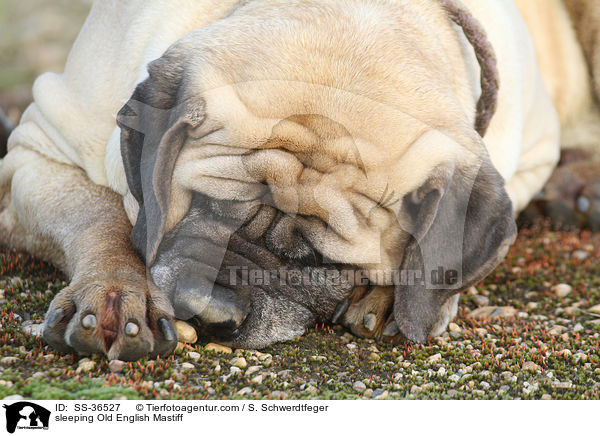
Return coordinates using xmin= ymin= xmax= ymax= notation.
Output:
xmin=117 ymin=54 xmax=205 ymax=264
xmin=394 ymin=160 xmax=516 ymax=343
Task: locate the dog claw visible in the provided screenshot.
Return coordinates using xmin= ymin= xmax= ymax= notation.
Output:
xmin=363 ymin=313 xmax=376 ymax=331
xmin=331 ymin=299 xmax=350 ymax=324
xmin=577 ymin=196 xmax=590 ymax=213
xmin=81 ymin=314 xmax=97 ymax=330
xmin=159 ymin=318 xmax=176 ymax=342
xmin=47 ymin=309 xmax=65 ymax=328
xmin=125 ymin=322 xmax=139 ymax=337
xmin=383 ymin=321 xmax=400 ymax=336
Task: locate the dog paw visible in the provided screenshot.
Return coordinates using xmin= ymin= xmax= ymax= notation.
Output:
xmin=522 ymin=158 xmax=600 ymax=231
xmin=42 ymin=272 xmax=177 ymax=361
xmin=338 ymin=286 xmax=401 ymax=340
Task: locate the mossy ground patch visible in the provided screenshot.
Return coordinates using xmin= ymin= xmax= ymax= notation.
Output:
xmin=1 ymin=223 xmax=599 ymax=400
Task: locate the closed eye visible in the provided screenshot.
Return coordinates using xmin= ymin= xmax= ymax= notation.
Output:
xmin=376 ymin=183 xmax=400 ymax=209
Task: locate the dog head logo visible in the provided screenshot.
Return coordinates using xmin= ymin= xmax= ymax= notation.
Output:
xmin=2 ymin=402 xmax=50 ymax=433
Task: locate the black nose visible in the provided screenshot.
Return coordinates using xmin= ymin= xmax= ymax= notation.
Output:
xmin=173 ymin=270 xmax=251 ymax=339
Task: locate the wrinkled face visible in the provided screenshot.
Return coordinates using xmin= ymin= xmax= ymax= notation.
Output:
xmin=116 ymin=6 xmax=516 ymax=348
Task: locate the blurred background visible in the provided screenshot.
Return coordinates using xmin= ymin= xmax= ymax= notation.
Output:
xmin=0 ymin=0 xmax=92 ymax=122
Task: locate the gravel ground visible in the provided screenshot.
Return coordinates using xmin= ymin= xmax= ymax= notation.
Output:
xmin=1 ymin=223 xmax=599 ymax=400
xmin=1 ymin=0 xmax=599 ymax=401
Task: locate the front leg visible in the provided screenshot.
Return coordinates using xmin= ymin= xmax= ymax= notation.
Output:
xmin=1 ymin=150 xmax=177 ymax=360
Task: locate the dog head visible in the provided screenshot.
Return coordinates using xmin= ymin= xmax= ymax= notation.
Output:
xmin=117 ymin=0 xmax=516 ymax=347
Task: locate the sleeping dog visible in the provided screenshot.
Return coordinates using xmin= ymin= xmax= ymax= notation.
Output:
xmin=0 ymin=0 xmax=597 ymax=360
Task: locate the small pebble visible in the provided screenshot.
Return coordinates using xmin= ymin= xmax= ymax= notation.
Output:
xmin=181 ymin=362 xmax=195 ymax=371
xmin=588 ymin=304 xmax=600 ymax=314
xmin=205 ymin=343 xmax=232 ymax=354
xmin=372 ymin=389 xmax=388 ymax=399
xmin=246 ymin=365 xmax=262 ymax=376
xmin=551 ymin=283 xmax=572 ymax=298
xmin=108 ymin=360 xmax=126 ymax=373
xmin=472 ymin=295 xmax=489 ymax=307
xmin=237 ymin=387 xmax=253 ymax=396
xmin=368 ymin=352 xmax=380 ymax=361
xmin=277 ymin=370 xmax=293 ymax=379
xmin=428 ymin=353 xmax=442 ymax=363
xmin=10 ymin=277 xmax=23 ymax=287
xmin=251 ymin=375 xmax=263 ymax=384
xmin=22 ymin=323 xmax=43 ymax=337
xmin=3 ymin=395 xmax=24 ymax=401
xmin=305 ymin=385 xmax=318 ymax=395
xmin=76 ymin=359 xmax=96 ymax=373
xmin=0 ymin=357 xmax=18 ymax=365
xmin=187 ymin=351 xmax=201 ymax=362
xmin=353 ymin=381 xmax=367 ymax=392
xmin=448 ymin=323 xmax=462 ymax=333
xmin=467 ymin=306 xmax=516 ymax=319
xmin=310 ymin=355 xmax=327 ymax=362
xmin=230 ymin=357 xmax=247 ymax=369
xmin=549 ymin=325 xmax=567 ymax=336
xmin=522 ymin=361 xmax=541 ymax=371
xmin=363 ymin=388 xmax=373 ymax=398
xmin=553 ymin=381 xmax=572 ymax=389
xmin=175 ymin=320 xmax=198 ymax=343
xmin=467 ymin=286 xmax=478 ymax=295
xmin=559 ymin=349 xmax=572 ymax=357
xmin=256 ymin=352 xmax=272 ymax=361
